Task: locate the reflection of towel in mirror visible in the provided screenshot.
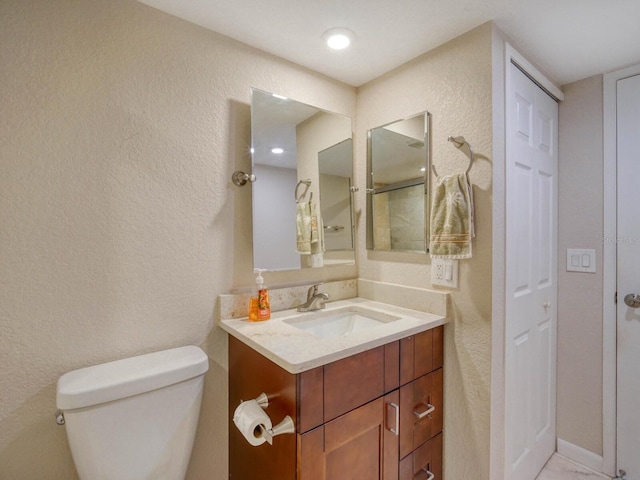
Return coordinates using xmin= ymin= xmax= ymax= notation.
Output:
xmin=296 ymin=202 xmax=311 ymax=254
xmin=429 ymin=173 xmax=475 ymax=259
xmin=309 ymin=201 xmax=325 ymax=254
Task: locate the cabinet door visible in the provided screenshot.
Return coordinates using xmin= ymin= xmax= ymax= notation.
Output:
xmin=299 ymin=395 xmax=399 ymax=480
xmin=399 ymin=368 xmax=444 ymax=458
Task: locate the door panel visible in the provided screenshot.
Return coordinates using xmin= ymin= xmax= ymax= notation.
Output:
xmin=505 ymin=62 xmax=558 ymax=480
xmin=616 ymin=73 xmax=640 ymax=478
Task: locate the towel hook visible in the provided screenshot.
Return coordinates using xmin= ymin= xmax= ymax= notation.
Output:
xmin=431 ymin=136 xmax=475 ymax=177
xmin=231 ymin=170 xmax=256 ymax=186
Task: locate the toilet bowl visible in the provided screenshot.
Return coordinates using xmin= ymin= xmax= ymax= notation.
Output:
xmin=56 ymin=345 xmax=209 ymax=480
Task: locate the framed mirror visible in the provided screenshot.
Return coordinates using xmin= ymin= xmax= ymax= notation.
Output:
xmin=251 ymin=88 xmax=355 ymax=271
xmin=366 ymin=112 xmax=431 ymax=252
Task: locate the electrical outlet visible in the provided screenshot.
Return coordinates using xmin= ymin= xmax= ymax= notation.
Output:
xmin=431 ymin=259 xmax=459 ymax=288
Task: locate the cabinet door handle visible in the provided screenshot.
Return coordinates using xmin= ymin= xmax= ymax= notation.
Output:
xmin=414 ymin=401 xmax=435 ymax=419
xmin=386 ymin=402 xmax=400 ymax=436
xmin=419 ymin=468 xmax=435 ymax=480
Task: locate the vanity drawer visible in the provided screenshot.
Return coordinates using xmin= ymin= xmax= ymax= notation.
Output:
xmin=399 ymin=432 xmax=443 ymax=480
xmin=400 ymin=326 xmax=444 ymax=386
xmin=399 ymin=368 xmax=444 ymax=459
xmin=323 ymin=345 xmax=385 ymax=423
xmin=298 ymin=341 xmax=404 ymax=432
xmin=307 ymin=324 xmax=443 ymax=429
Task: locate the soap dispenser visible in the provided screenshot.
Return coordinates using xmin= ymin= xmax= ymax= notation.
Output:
xmin=249 ymin=268 xmax=270 ymax=321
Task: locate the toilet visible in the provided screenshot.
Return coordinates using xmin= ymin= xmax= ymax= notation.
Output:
xmin=56 ymin=345 xmax=209 ymax=480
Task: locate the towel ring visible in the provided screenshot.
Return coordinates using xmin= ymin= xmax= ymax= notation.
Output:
xmin=295 ymin=179 xmax=312 ymax=202
xmin=431 ymin=136 xmax=475 ymax=177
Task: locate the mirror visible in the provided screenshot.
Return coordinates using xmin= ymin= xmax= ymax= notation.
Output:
xmin=366 ymin=112 xmax=430 ymax=252
xmin=251 ymin=88 xmax=355 ymax=271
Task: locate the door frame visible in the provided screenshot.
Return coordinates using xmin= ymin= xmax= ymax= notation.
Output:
xmin=490 ymin=41 xmax=563 ymax=480
xmin=602 ymin=62 xmax=640 ymax=477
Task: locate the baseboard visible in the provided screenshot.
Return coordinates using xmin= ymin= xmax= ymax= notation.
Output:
xmin=557 ymin=438 xmax=605 ymax=474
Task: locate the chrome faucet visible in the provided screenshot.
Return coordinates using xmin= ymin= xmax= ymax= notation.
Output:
xmin=296 ymin=283 xmax=330 ymax=312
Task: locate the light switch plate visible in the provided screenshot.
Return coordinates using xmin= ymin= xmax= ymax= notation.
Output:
xmin=431 ymin=259 xmax=459 ymax=287
xmin=566 ymin=248 xmax=596 ymax=273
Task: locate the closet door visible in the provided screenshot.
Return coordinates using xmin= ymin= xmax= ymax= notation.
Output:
xmin=616 ymin=72 xmax=640 ymax=479
xmin=504 ymin=61 xmax=558 ymax=480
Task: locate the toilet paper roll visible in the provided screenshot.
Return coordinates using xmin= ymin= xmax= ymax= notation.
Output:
xmin=233 ymin=399 xmax=273 ymax=447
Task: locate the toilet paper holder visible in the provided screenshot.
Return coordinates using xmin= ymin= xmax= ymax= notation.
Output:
xmin=243 ymin=392 xmax=295 ymax=445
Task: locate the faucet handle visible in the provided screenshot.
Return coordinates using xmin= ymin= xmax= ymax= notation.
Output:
xmin=307 ymin=282 xmax=323 ymax=300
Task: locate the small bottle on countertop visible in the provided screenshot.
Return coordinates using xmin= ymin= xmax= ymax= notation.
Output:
xmin=249 ymin=268 xmax=270 ymax=321
xmin=248 ymin=296 xmax=259 ymax=321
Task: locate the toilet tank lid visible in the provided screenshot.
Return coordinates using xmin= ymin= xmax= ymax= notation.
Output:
xmin=56 ymin=345 xmax=209 ymax=410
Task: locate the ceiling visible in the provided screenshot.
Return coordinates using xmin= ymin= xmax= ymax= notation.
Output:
xmin=138 ymin=0 xmax=640 ymax=87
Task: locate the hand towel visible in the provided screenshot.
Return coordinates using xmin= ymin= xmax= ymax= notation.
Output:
xmin=296 ymin=202 xmax=311 ymax=254
xmin=429 ymin=173 xmax=475 ymax=259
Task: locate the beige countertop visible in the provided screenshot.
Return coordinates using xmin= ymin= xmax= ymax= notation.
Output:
xmin=219 ymin=297 xmax=446 ymax=374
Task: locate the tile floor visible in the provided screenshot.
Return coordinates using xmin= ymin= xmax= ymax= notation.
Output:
xmin=536 ymin=454 xmax=612 ymax=480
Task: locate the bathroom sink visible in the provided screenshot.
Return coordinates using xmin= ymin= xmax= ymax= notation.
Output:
xmin=283 ymin=306 xmax=401 ymax=339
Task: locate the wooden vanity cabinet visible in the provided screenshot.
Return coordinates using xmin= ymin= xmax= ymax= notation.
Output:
xmin=228 ymin=325 xmax=444 ymax=480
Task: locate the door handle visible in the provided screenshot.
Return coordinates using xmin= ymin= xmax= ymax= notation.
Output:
xmin=624 ymin=293 xmax=640 ymax=308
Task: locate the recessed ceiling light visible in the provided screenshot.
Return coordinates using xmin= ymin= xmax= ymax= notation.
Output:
xmin=322 ymin=28 xmax=354 ymax=50
xmin=270 ymin=147 xmax=284 ymax=154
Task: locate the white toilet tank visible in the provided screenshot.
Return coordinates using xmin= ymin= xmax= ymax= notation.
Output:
xmin=56 ymin=345 xmax=209 ymax=480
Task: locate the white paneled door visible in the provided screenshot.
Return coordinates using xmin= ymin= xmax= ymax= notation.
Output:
xmin=617 ymin=73 xmax=640 ymax=479
xmin=505 ymin=62 xmax=558 ymax=480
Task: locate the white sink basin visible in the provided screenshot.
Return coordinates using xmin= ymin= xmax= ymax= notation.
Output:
xmin=284 ymin=306 xmax=401 ymax=339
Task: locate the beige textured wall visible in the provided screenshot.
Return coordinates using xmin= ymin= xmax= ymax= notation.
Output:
xmin=1 ymin=3 xmax=503 ymax=478
xmin=356 ymin=23 xmax=494 ymax=479
xmin=557 ymin=75 xmax=604 ymax=455
xmin=0 ymin=1 xmax=355 ymax=478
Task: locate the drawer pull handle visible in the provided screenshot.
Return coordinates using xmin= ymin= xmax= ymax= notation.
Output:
xmin=386 ymin=402 xmax=400 ymax=436
xmin=420 ymin=468 xmax=435 ymax=480
xmin=414 ymin=402 xmax=435 ymax=419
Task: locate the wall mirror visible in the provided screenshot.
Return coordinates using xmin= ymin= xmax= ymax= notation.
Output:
xmin=251 ymin=88 xmax=355 ymax=271
xmin=366 ymin=112 xmax=430 ymax=253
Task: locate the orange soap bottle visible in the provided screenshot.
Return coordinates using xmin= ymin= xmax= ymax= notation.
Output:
xmin=249 ymin=268 xmax=270 ymax=321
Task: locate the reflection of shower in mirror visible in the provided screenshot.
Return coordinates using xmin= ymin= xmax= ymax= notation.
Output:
xmin=366 ymin=112 xmax=431 ymax=253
